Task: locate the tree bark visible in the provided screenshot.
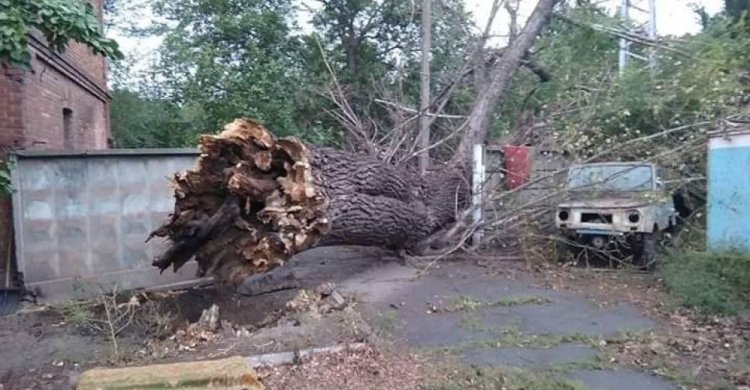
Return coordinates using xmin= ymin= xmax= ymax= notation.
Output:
xmin=151 ymin=0 xmax=561 ymax=288
xmin=454 ymin=0 xmax=561 ymax=163
xmin=150 ymin=119 xmax=468 ymax=285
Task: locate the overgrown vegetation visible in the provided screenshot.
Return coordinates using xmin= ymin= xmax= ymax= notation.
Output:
xmin=661 ymin=250 xmax=750 ymax=315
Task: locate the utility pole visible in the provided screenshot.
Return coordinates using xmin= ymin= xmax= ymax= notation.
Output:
xmin=418 ymin=0 xmax=431 ymax=174
xmin=618 ymin=0 xmax=658 ymax=76
xmin=648 ymin=0 xmax=657 ymax=73
xmin=618 ymin=0 xmax=630 ymax=75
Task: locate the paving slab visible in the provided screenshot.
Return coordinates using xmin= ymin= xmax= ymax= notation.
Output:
xmin=481 ymin=298 xmax=654 ymax=338
xmin=569 ymin=369 xmax=681 ymax=390
xmin=463 ymin=343 xmax=597 ymax=368
xmin=395 ymin=310 xmax=509 ymax=348
xmin=338 ymin=260 xmax=674 ymax=389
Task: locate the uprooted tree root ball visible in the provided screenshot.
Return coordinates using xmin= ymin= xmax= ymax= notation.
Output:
xmin=148 ymin=118 xmax=331 ymax=284
xmin=149 ymin=118 xmax=470 ymax=287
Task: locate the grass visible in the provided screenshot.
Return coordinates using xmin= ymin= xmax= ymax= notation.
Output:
xmin=660 ymin=249 xmax=750 ymax=315
xmin=372 ymin=308 xmax=400 ymax=332
xmin=50 ymin=299 xmax=96 ymax=327
xmin=425 ymin=364 xmax=588 ymax=390
xmin=439 ymin=326 xmax=652 ymax=355
xmin=439 ymin=326 xmax=597 ymax=353
xmin=444 ymin=295 xmax=550 ymax=313
xmin=458 ymin=312 xmax=485 ymax=330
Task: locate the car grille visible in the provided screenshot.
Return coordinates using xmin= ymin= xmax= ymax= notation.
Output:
xmin=581 ymin=213 xmax=613 ymax=223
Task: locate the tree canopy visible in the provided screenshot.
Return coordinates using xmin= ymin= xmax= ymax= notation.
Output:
xmin=108 ymin=0 xmax=749 ymax=162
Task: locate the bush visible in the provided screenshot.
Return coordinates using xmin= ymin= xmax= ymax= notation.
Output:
xmin=661 ymin=250 xmax=750 ymax=315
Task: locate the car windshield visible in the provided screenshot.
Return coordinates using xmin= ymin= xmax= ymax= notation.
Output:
xmin=566 ymin=164 xmax=654 ymax=191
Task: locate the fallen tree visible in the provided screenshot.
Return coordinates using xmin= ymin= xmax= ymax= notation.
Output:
xmin=148 ymin=118 xmax=467 ymax=284
xmin=149 ymin=0 xmax=562 ymax=291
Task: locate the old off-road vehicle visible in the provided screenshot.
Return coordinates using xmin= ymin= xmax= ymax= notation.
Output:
xmin=555 ymin=162 xmax=677 ymax=270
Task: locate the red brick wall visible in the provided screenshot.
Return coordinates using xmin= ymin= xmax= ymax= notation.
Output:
xmin=62 ymin=0 xmax=107 ymax=89
xmin=0 ymin=67 xmax=25 ymax=147
xmin=65 ymin=40 xmax=107 ymax=87
xmin=22 ymin=53 xmax=109 ymax=149
xmin=20 ymin=0 xmax=109 ymax=150
xmin=0 ymin=0 xmax=109 ymax=278
xmin=0 ymin=0 xmax=109 ymax=150
xmin=66 ymin=0 xmax=107 ymax=87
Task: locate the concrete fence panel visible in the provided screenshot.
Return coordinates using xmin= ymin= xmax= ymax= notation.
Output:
xmin=11 ymin=149 xmax=208 ymax=302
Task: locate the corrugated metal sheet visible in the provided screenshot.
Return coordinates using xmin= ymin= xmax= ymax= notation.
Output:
xmin=10 ymin=149 xmax=209 ymax=302
xmin=707 ymin=129 xmax=750 ymax=251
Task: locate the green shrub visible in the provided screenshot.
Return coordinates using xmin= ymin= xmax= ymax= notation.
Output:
xmin=661 ymin=250 xmax=750 ymax=315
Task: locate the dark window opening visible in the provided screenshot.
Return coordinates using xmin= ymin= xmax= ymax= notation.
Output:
xmin=581 ymin=213 xmax=613 ymax=224
xmin=63 ymin=108 xmax=73 ymax=149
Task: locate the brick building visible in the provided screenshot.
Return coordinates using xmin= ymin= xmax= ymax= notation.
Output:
xmin=0 ymin=0 xmax=110 ymax=285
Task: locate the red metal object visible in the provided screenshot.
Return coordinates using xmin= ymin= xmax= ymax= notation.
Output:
xmin=503 ymin=144 xmax=531 ymax=190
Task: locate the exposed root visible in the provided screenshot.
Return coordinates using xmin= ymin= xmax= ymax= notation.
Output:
xmin=149 ymin=118 xmax=330 ymax=284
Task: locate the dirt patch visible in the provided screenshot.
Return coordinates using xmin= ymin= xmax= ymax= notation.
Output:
xmin=0 ymin=280 xmax=366 ymax=390
xmin=151 ymin=284 xmax=301 ymax=329
xmin=258 ymin=345 xmax=428 ymax=390
xmin=0 ymin=245 xmax=400 ymax=390
xmin=0 ymin=308 xmax=113 ymax=390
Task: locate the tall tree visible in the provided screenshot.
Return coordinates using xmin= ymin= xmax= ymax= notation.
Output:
xmin=306 ymin=0 xmax=473 ymax=156
xmin=110 ymin=89 xmax=203 ymax=148
xmin=311 ymin=0 xmax=418 ymax=85
xmin=151 ymin=0 xmax=563 ymax=294
xmin=151 ymin=0 xmax=305 ymax=137
xmin=455 ymin=0 xmax=560 ymax=161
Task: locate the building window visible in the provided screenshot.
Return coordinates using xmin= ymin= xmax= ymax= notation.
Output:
xmin=63 ymin=108 xmax=73 ymax=149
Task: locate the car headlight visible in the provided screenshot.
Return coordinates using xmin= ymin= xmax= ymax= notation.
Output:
xmin=627 ymin=210 xmax=640 ymax=223
xmin=558 ymin=209 xmax=570 ymax=221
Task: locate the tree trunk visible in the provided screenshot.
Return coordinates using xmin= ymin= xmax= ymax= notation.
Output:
xmin=454 ymin=0 xmax=560 ymax=163
xmin=150 ymin=0 xmax=561 ymax=288
xmin=150 ymin=119 xmax=468 ymax=285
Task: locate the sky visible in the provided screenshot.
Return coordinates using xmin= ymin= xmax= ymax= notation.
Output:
xmin=112 ymin=0 xmax=725 ymax=83
xmin=466 ymin=0 xmax=724 ymax=38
